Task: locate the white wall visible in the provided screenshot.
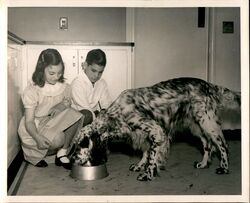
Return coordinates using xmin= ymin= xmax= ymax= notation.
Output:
xmin=8 ymin=7 xmax=126 ymax=42
xmin=212 ymin=8 xmax=241 ymax=91
xmin=134 ymin=8 xmax=208 ymax=88
xmin=133 ymin=7 xmax=240 ymax=92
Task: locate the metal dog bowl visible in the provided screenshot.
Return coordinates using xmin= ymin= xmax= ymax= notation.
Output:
xmin=70 ymin=162 xmax=109 ymax=180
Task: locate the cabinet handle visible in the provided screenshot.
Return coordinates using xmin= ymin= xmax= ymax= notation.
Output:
xmin=73 ymin=63 xmax=76 ymax=67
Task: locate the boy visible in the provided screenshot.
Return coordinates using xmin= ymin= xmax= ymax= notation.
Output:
xmin=71 ymin=49 xmax=112 ymax=126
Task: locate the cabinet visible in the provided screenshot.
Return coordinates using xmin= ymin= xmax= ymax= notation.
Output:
xmin=24 ymin=44 xmax=133 ymax=100
xmin=8 ymin=43 xmax=24 ymax=166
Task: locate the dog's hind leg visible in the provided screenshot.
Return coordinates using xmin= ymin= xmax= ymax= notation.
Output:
xmin=189 ymin=122 xmax=213 ymax=169
xmin=195 ymin=110 xmax=229 ymax=174
xmin=194 ymin=137 xmax=213 ymax=169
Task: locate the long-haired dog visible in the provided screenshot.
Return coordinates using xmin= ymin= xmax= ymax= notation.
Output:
xmin=72 ymin=77 xmax=241 ymax=181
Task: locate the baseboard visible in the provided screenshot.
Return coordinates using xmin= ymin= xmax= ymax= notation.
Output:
xmin=7 ymin=160 xmax=28 ymax=195
xmin=7 ymin=150 xmax=26 ymax=194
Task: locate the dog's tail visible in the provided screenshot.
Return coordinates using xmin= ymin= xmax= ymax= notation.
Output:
xmin=216 ymin=85 xmax=241 ymax=110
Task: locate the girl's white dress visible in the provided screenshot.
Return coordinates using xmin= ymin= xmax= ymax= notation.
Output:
xmin=18 ymin=82 xmax=83 ymax=165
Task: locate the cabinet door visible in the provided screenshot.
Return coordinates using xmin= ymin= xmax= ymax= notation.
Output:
xmin=8 ymin=44 xmax=23 ymax=166
xmin=78 ymin=46 xmax=132 ymax=100
xmin=25 ymin=45 xmax=78 ymax=86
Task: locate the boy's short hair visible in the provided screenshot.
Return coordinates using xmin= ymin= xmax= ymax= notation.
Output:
xmin=86 ymin=49 xmax=106 ymax=67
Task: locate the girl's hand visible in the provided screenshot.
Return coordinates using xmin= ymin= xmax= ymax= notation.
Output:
xmin=24 ymin=108 xmax=52 ymax=150
xmin=34 ymin=134 xmax=52 ymax=150
xmin=48 ymin=98 xmax=71 ymax=117
xmin=48 ymin=106 xmax=62 ymax=118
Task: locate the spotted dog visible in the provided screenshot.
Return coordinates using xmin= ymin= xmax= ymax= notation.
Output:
xmin=72 ymin=77 xmax=241 ymax=181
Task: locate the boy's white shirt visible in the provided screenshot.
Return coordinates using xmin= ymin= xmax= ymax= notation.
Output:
xmin=70 ymin=70 xmax=112 ymax=119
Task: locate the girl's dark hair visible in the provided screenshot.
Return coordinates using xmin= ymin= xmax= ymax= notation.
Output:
xmin=32 ymin=48 xmax=65 ymax=87
xmin=85 ymin=49 xmax=106 ymax=67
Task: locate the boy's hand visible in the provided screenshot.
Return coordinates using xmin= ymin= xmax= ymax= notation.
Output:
xmin=94 ymin=110 xmax=100 ymax=117
xmin=63 ymin=97 xmax=72 ymax=107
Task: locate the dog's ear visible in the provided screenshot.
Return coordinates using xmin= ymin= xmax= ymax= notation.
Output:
xmin=78 ymin=131 xmax=95 ymax=150
xmin=73 ymin=124 xmax=93 ymax=145
xmin=90 ymin=131 xmax=108 ymax=165
xmin=79 ymin=136 xmax=89 ymax=148
xmin=90 ymin=131 xmax=98 ymax=139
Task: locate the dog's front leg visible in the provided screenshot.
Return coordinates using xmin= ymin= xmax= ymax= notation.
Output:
xmin=136 ymin=123 xmax=165 ymax=181
xmin=129 ymin=150 xmax=148 ymax=172
xmin=137 ymin=144 xmax=161 ymax=181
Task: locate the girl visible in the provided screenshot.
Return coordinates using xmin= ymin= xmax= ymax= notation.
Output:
xmin=18 ymin=48 xmax=82 ymax=169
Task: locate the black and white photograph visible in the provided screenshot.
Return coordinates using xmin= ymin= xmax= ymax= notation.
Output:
xmin=1 ymin=0 xmax=249 ymax=202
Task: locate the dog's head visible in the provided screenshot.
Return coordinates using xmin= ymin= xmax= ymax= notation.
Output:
xmin=71 ymin=110 xmax=120 ymax=166
xmin=71 ymin=122 xmax=108 ymax=166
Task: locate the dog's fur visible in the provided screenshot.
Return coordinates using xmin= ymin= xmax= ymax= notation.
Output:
xmin=72 ymin=77 xmax=241 ymax=181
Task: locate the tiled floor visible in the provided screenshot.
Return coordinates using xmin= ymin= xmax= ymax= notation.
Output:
xmin=15 ymin=139 xmax=241 ymax=197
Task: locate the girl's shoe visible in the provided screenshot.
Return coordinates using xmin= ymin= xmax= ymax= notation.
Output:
xmin=55 ymin=155 xmax=72 ymax=170
xmin=35 ymin=160 xmax=48 ymax=167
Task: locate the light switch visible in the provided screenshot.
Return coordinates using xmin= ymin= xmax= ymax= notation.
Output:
xmin=59 ymin=17 xmax=68 ymax=30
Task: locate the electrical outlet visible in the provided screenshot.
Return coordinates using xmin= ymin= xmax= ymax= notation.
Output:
xmin=223 ymin=21 xmax=234 ymax=34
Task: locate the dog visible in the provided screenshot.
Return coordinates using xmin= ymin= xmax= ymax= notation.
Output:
xmin=72 ymin=77 xmax=241 ymax=181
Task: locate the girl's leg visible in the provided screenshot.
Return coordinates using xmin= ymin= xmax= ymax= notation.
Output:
xmin=56 ymin=119 xmax=82 ymax=168
xmin=65 ymin=110 xmax=93 ymax=156
xmin=63 ymin=119 xmax=82 ymax=149
xmin=56 ymin=110 xmax=93 ymax=169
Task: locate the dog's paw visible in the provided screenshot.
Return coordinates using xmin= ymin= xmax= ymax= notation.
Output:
xmin=129 ymin=164 xmax=142 ymax=172
xmin=137 ymin=172 xmax=153 ymax=181
xmin=216 ymin=167 xmax=229 ymax=174
xmin=193 ymin=161 xmax=209 ymax=169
